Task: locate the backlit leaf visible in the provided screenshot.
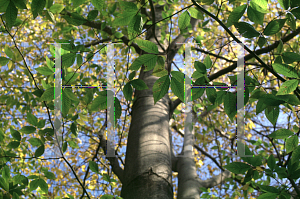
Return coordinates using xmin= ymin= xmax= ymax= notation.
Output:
xmin=153 ymin=75 xmax=170 ymax=104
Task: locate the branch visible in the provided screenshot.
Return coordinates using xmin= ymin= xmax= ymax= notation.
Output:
xmin=167 ymin=15 xmax=200 ymax=66
xmin=191 ymin=0 xmax=300 ymax=100
xmin=197 ymin=170 xmax=231 ymax=189
xmin=84 ymin=38 xmax=111 ymax=47
xmin=171 ymin=121 xmax=224 ymax=171
xmin=148 ymin=0 xmax=167 ymax=52
xmin=97 ymin=120 xmax=125 ymax=184
xmin=289 ymin=177 xmax=300 ymax=199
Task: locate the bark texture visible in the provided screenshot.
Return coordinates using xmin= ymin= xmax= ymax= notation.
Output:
xmin=121 ymin=3 xmax=173 ymax=199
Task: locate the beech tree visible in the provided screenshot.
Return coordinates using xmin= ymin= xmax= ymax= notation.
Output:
xmin=0 ymin=0 xmax=300 ymax=198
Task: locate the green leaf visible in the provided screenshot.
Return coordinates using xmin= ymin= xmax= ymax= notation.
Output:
xmin=100 ymin=194 xmax=115 ymax=199
xmin=129 ymin=54 xmax=158 ymax=71
xmin=44 ymin=171 xmax=56 ymax=179
xmin=129 ymin=71 xmax=136 ymax=81
xmin=171 ymin=77 xmax=184 ymax=102
xmin=291 ymin=146 xmax=300 ymax=164
xmin=87 ymin=10 xmax=98 ymax=21
xmin=30 ymin=179 xmax=39 ymax=191
xmin=250 ymin=0 xmax=269 ymax=13
xmin=203 ymin=55 xmax=212 ymax=69
xmin=119 ymin=1 xmax=137 ymax=11
xmin=194 ymin=61 xmax=206 ymax=74
xmin=282 ymin=52 xmax=300 ymax=64
xmin=286 ymin=13 xmax=296 ymax=31
xmin=10 ymin=127 xmax=21 ymax=141
xmin=35 ymin=144 xmax=45 ymax=157
xmin=0 ymin=57 xmax=9 ymax=66
xmin=62 ymin=12 xmax=87 ymax=26
xmin=36 ymin=66 xmax=54 ymax=76
xmin=63 ymin=88 xmax=79 ymax=102
xmin=291 ymin=7 xmax=300 ymax=20
xmin=192 ymin=77 xmax=206 ymax=100
xmin=171 ymin=71 xmax=185 ymax=83
xmin=86 ymin=52 xmax=94 ymax=61
xmin=257 ymin=36 xmax=267 ymax=48
xmin=130 ymin=79 xmax=148 ymax=90
xmin=206 ymin=87 xmax=217 ymax=104
xmin=5 ymin=45 xmax=15 ymax=59
xmin=70 ymin=122 xmax=77 ymax=136
xmin=233 ymin=22 xmax=260 ymax=38
xmin=272 ymin=63 xmax=299 ymax=79
xmin=62 ymin=90 xmax=71 ymax=117
xmin=0 ymin=0 xmax=10 ymax=12
xmin=259 ymin=94 xmax=285 ymax=106
xmin=226 ymin=4 xmax=247 ymax=27
xmin=268 ymin=129 xmax=294 ymax=139
xmin=201 ymin=0 xmax=214 ymax=5
xmin=37 ymin=178 xmax=48 ymax=193
xmin=224 ymin=92 xmax=236 ymax=122
xmin=6 ymin=1 xmax=18 ymax=30
xmin=90 ymin=90 xmax=113 ymax=111
xmin=286 ymin=135 xmax=298 ymax=154
xmin=27 ymin=112 xmax=38 ymax=126
xmin=278 ymin=0 xmax=290 ymax=10
xmin=20 ymin=126 xmax=36 ymax=134
xmin=267 ymin=154 xmax=275 ymax=170
xmin=114 ymin=97 xmax=121 ymax=121
xmin=40 ymin=87 xmax=54 ymax=102
xmin=0 ymin=176 xmax=9 ymax=191
xmin=256 ymin=99 xmax=268 ymax=114
xmin=77 ymin=54 xmax=83 ymax=67
xmin=277 ymin=79 xmax=299 ymax=95
xmin=247 ymin=5 xmax=264 ymax=25
xmin=123 ymin=82 xmax=133 ymax=101
xmin=91 ymin=0 xmax=104 ymax=11
xmin=263 ymin=19 xmax=286 ymax=36
xmin=188 ymin=7 xmax=204 ymax=20
xmin=178 ymin=11 xmax=190 ymax=30
xmin=71 ymin=0 xmax=85 ymax=7
xmin=65 ymin=73 xmax=80 ymax=83
xmin=224 ymin=162 xmax=251 ymax=174
xmin=7 ymin=141 xmax=20 ymax=148
xmin=45 ymin=14 xmax=55 ymax=23
xmin=2 ymin=165 xmax=10 ymax=181
xmin=13 ymin=0 xmax=27 ymax=9
xmin=31 ymin=0 xmax=46 ymax=19
xmin=291 ymin=0 xmax=300 ymax=8
xmin=62 ymin=53 xmax=76 ymax=68
xmin=0 ymin=130 xmax=4 ymax=142
xmin=49 ymin=3 xmax=64 ymax=14
xmin=102 ymin=174 xmax=110 ymax=182
xmin=152 ymin=56 xmax=168 ymax=77
xmin=108 ymin=2 xmax=117 ymax=14
xmin=46 ymin=56 xmax=54 ymax=69
xmin=28 ymin=138 xmax=43 ymax=147
xmin=89 ymin=161 xmax=99 ymax=173
xmin=113 ymin=11 xmax=136 ymax=26
xmin=128 ymin=14 xmax=143 ymax=40
xmin=152 ymin=75 xmax=170 ymax=104
xmin=62 ymin=141 xmax=67 ymax=152
xmin=265 ymin=106 xmax=279 ymax=126
xmin=257 ymin=192 xmax=277 ymax=199
xmin=134 ymin=39 xmax=159 ymax=54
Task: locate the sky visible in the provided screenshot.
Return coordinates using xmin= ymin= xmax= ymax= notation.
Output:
xmin=1 ymin=0 xmax=299 ymax=198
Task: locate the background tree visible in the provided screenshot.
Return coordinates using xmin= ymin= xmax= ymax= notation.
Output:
xmin=0 ymin=0 xmax=300 ymax=198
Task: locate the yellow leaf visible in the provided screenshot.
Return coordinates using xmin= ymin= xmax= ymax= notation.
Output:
xmin=256 ymin=166 xmax=264 ymax=172
xmin=242 ymin=183 xmax=249 ymax=190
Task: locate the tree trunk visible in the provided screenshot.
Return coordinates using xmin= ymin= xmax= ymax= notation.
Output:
xmin=121 ymin=3 xmax=173 ymax=199
xmin=120 ymin=1 xmax=229 ymax=198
